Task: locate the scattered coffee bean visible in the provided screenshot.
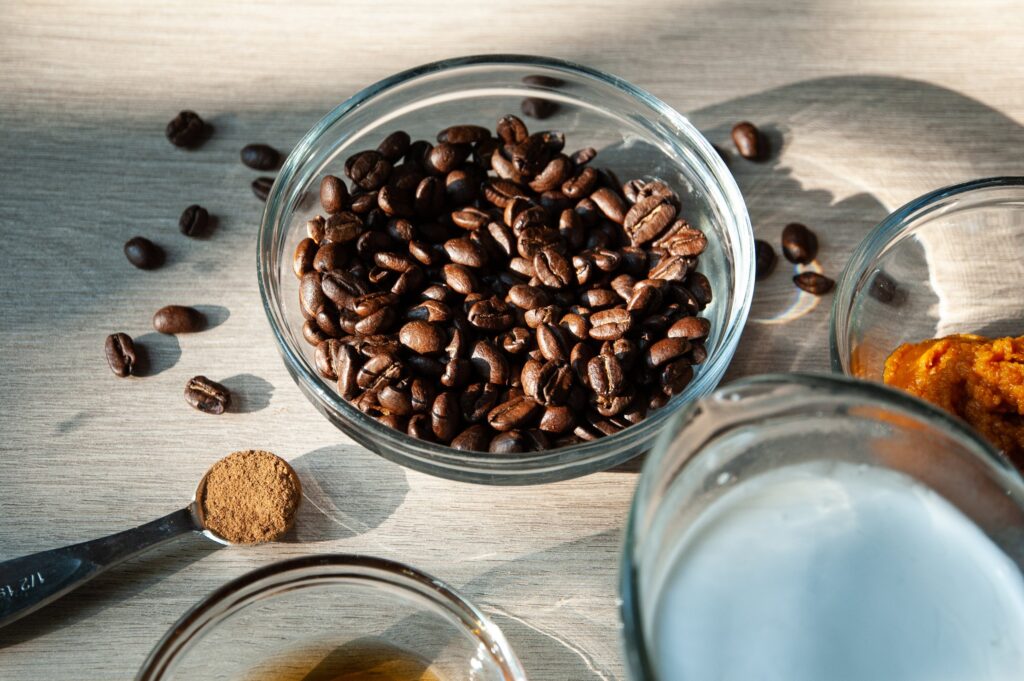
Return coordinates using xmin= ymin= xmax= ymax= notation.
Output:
xmin=296 ymin=115 xmax=715 ymax=450
xmin=252 ymin=177 xmax=274 ymax=201
xmin=104 ymin=333 xmax=137 ymax=377
xmin=731 ymin=121 xmax=765 ymax=161
xmin=794 ymin=271 xmax=835 ymax=295
xmin=124 ymin=236 xmax=165 ymax=270
xmin=754 ymin=239 xmax=776 ymax=280
xmin=184 ymin=376 xmax=231 ymax=414
xmin=521 ymin=97 xmax=558 ymax=119
xmin=781 ymin=223 xmax=818 ymax=264
xmin=153 ymin=305 xmax=204 ymax=334
xmin=240 ymin=143 xmax=281 ymax=170
xmin=179 ymin=204 xmax=209 ymax=237
xmin=166 ymin=110 xmax=206 ymax=148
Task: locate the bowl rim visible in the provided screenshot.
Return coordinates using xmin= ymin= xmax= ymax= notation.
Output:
xmin=257 ymin=53 xmax=754 ymax=484
xmin=135 ymin=553 xmax=529 ymax=681
xmin=829 ymin=175 xmax=1024 ymax=375
xmin=619 ymin=371 xmax=1024 ymax=681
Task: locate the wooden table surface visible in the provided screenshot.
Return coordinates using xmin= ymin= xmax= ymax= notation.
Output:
xmin=1 ymin=1 xmax=1022 ymax=678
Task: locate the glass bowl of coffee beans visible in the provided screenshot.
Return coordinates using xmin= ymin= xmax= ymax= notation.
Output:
xmin=258 ymin=55 xmax=753 ymax=484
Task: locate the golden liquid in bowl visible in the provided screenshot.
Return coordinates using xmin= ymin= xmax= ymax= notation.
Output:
xmin=245 ymin=639 xmax=445 ymax=681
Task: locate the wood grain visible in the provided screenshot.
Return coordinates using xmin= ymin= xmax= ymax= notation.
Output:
xmin=0 ymin=1 xmax=1022 ymax=679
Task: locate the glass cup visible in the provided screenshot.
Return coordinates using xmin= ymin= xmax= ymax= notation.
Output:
xmin=830 ymin=176 xmax=1024 ymax=380
xmin=136 ymin=555 xmax=527 ymax=681
xmin=257 ymin=54 xmax=753 ymax=484
xmin=621 ymin=373 xmax=1024 ymax=681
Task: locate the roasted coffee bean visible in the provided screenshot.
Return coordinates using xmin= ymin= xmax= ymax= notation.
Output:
xmin=794 ymin=271 xmax=835 ymax=295
xmin=444 ymin=237 xmax=487 ymax=268
xmin=306 ymin=215 xmax=326 ymax=244
xmin=166 ymin=110 xmax=205 ymax=148
xmin=731 ymin=121 xmax=765 ymax=160
xmin=539 ymin=405 xmax=575 ymax=433
xmin=581 ymin=289 xmax=620 ymax=310
xmin=561 ymin=166 xmax=598 ymax=200
xmin=508 ymin=284 xmax=549 ymax=310
xmin=533 ymin=246 xmax=572 ymax=288
xmin=302 ymin=319 xmax=328 ymax=346
xmin=406 ymin=300 xmax=452 ymax=323
xmin=357 ymin=353 xmax=403 ymax=391
xmin=451 ymin=424 xmax=492 ymax=451
xmin=441 ymin=356 xmax=471 ymax=388
xmin=646 ymin=337 xmax=691 ymax=368
xmin=781 ymin=222 xmax=818 ymax=264
xmin=658 ymin=221 xmax=707 ymax=257
xmin=335 ymin=344 xmax=359 ymax=399
xmin=461 ymin=382 xmax=501 ymax=423
xmin=498 ymin=327 xmax=532 ymax=355
xmin=755 ymin=239 xmax=777 ymax=279
xmin=661 ymin=359 xmax=694 ymax=395
xmin=590 ymin=187 xmax=627 ymax=224
xmin=521 ymin=97 xmax=558 ymax=120
xmin=627 ymin=284 xmax=660 ymax=314
xmin=184 ymin=376 xmax=230 ymax=414
xmin=104 ymin=333 xmax=137 ymax=377
xmin=406 ymin=413 xmax=433 ymax=441
xmin=378 ymin=131 xmax=411 ymax=162
xmin=534 ymin=360 xmax=573 ymax=405
xmin=240 ymin=143 xmax=280 ymax=170
xmin=354 ymin=307 xmax=396 ymax=335
xmin=471 ymin=340 xmax=511 ymax=385
xmin=443 ymin=264 xmax=478 ymax=295
xmin=315 ymin=241 xmax=349 ymax=272
xmin=315 ymin=339 xmax=345 ymax=380
xmin=589 ymin=308 xmax=632 ymax=341
xmin=252 ymin=176 xmax=274 ymax=201
xmin=293 ymin=238 xmax=318 ymax=278
xmin=688 ymin=273 xmax=713 ymax=308
xmin=124 ymin=236 xmax=164 ymax=270
xmin=668 ymin=316 xmax=710 ymax=340
xmin=323 ymin=211 xmax=363 ymax=244
xmin=318 ymin=175 xmax=349 ymax=215
xmin=496 ymin=114 xmax=529 ymax=145
xmin=529 ymin=155 xmax=572 ymax=193
xmin=350 ymin=191 xmax=378 ymax=214
xmin=399 ymin=320 xmax=447 ymax=355
xmin=488 ymin=430 xmax=527 ymax=453
xmin=624 ymin=196 xmax=677 ymax=245
xmin=437 ymin=124 xmax=490 ymax=145
xmin=153 ymin=305 xmax=204 ymax=334
xmin=426 ymin=142 xmax=468 ymax=175
xmin=484 ymin=179 xmax=527 ymax=207
xmin=466 ymin=296 xmax=514 ymax=331
xmin=378 ymin=385 xmax=413 ymax=416
xmin=431 ymin=392 xmax=460 ymax=442
xmin=377 ymin=184 xmax=414 ymax=217
xmin=536 ymin=323 xmax=569 ymax=363
xmin=179 ymin=204 xmax=209 ymax=237
xmin=588 ymin=354 xmax=625 ymax=397
xmin=488 ymin=396 xmax=541 ymax=431
xmin=524 ymin=305 xmax=560 ymax=329
xmin=346 ymin=150 xmax=391 ymax=191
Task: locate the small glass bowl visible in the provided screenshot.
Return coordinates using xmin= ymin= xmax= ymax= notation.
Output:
xmin=620 ymin=373 xmax=1024 ymax=681
xmin=136 ymin=554 xmax=527 ymax=681
xmin=257 ymin=54 xmax=753 ymax=485
xmin=830 ymin=176 xmax=1024 ymax=380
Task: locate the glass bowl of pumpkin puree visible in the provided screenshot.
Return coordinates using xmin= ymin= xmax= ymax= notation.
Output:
xmin=830 ymin=176 xmax=1024 ymax=467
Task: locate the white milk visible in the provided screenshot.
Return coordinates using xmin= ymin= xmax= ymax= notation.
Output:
xmin=647 ymin=462 xmax=1024 ymax=681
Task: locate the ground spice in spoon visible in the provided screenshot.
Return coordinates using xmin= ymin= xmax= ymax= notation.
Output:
xmin=198 ymin=449 xmax=302 ymax=544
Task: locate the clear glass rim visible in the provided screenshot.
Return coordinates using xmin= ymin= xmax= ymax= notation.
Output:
xmin=256 ymin=53 xmax=754 ymax=483
xmin=619 ymin=371 xmax=1024 ymax=681
xmin=829 ymin=175 xmax=1024 ymax=375
xmin=136 ymin=553 xmax=528 ymax=681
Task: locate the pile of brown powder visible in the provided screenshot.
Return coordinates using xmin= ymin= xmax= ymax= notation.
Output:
xmin=199 ymin=449 xmax=302 ymax=544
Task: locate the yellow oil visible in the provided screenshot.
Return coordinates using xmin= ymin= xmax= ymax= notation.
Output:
xmin=243 ymin=639 xmax=446 ymax=681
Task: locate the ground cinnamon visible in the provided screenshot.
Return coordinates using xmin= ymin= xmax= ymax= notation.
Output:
xmin=198 ymin=449 xmax=302 ymax=544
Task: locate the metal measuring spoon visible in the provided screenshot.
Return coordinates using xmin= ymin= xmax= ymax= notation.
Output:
xmin=0 ymin=455 xmax=296 ymax=629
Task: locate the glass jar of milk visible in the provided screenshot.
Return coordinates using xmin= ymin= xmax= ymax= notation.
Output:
xmin=621 ymin=374 xmax=1024 ymax=681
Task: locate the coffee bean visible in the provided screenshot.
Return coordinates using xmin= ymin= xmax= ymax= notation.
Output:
xmin=646 ymin=337 xmax=691 ymax=368
xmin=320 ymin=175 xmax=349 ymax=214
xmin=534 ymin=246 xmax=572 ymax=288
xmin=336 ymin=344 xmax=360 ymax=399
xmin=589 ymin=308 xmax=632 ymax=341
xmin=179 ymin=204 xmax=209 ymax=237
xmin=869 ymin=272 xmax=898 ymax=304
xmin=488 ymin=396 xmax=541 ymax=431
xmin=346 ymin=150 xmax=392 ymax=191
xmin=467 ymin=297 xmax=515 ymax=330
xmin=399 ymin=320 xmax=447 ymax=355
xmin=471 ymin=340 xmax=511 ymax=385
xmin=302 ymin=319 xmax=328 ymax=346
xmin=539 ymin=405 xmax=575 ymax=433
xmin=252 ymin=177 xmax=274 ymax=201
xmin=104 ymin=333 xmax=137 ymax=377
xmin=487 ymin=430 xmax=526 ymax=453
xmin=521 ymin=97 xmax=558 ymax=120
xmin=667 ymin=316 xmax=710 ymax=340
xmin=731 ymin=121 xmax=765 ymax=160
xmin=588 ymin=354 xmax=625 ymax=397
xmin=437 ymin=124 xmax=490 ymax=145
xmin=153 ymin=305 xmax=204 ymax=334
xmin=624 ymin=196 xmax=677 ymax=245
xmin=378 ymin=131 xmax=411 ymax=162
xmin=124 ymin=236 xmax=164 ymax=270
xmin=444 ymin=237 xmax=487 ymax=268
xmin=590 ymin=187 xmax=627 ymax=224
xmin=794 ymin=271 xmax=835 ymax=295
xmin=443 ymin=264 xmax=478 ymax=295
xmin=755 ymin=239 xmax=777 ymax=279
xmin=781 ymin=223 xmax=818 ymax=264
xmin=431 ymin=392 xmax=460 ymax=442
xmin=536 ymin=323 xmax=569 ymax=362
xmin=657 ymin=221 xmax=707 ymax=257
xmin=293 ymin=238 xmax=318 ymax=278
xmin=240 ymin=143 xmax=280 ymax=170
xmin=451 ymin=424 xmax=492 ymax=451
xmin=184 ymin=376 xmax=230 ymax=414
xmin=166 ymin=110 xmax=206 ymax=148
xmin=661 ymin=359 xmax=694 ymax=395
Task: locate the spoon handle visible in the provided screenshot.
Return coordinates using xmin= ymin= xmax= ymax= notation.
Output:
xmin=0 ymin=507 xmax=198 ymax=629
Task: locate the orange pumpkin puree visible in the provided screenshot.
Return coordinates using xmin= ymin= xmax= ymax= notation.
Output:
xmin=883 ymin=334 xmax=1024 ymax=469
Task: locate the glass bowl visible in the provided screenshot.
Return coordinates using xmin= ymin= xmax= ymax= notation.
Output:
xmin=257 ymin=54 xmax=753 ymax=485
xmin=830 ymin=176 xmax=1024 ymax=380
xmin=621 ymin=373 xmax=1024 ymax=681
xmin=136 ymin=554 xmax=527 ymax=681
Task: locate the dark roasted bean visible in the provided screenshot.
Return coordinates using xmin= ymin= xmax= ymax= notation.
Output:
xmin=166 ymin=110 xmax=205 ymax=148
xmin=346 ymin=150 xmax=392 ymax=191
xmin=539 ymin=405 xmax=575 ymax=433
xmin=153 ymin=305 xmax=204 ymax=334
xmin=661 ymin=359 xmax=694 ymax=395
xmin=431 ymin=392 xmax=460 ymax=442
xmin=302 ymin=319 xmax=328 ymax=346
xmin=443 ymin=264 xmax=478 ymax=295
xmin=252 ymin=177 xmax=274 ymax=201
xmin=489 ymin=430 xmax=528 ymax=453
xmin=307 ymin=215 xmax=326 ymax=243
xmin=488 ymin=396 xmax=542 ymax=431
xmin=378 ymin=131 xmax=411 ymax=161
xmin=451 ymin=424 xmax=492 ymax=451
xmin=241 ymin=143 xmax=280 ymax=170
xmin=407 ymin=413 xmax=434 ymax=441
xmin=444 ymin=237 xmax=488 ymax=268
xmin=508 ymin=284 xmax=550 ymax=310
xmin=668 ymin=316 xmax=710 ymax=340
xmin=781 ymin=223 xmax=818 ymax=264
xmin=688 ymin=272 xmax=713 ymax=308
xmin=533 ymin=246 xmax=573 ymax=288
xmin=467 ymin=296 xmax=514 ymax=330
xmin=755 ymin=238 xmax=777 ymax=279
xmin=731 ymin=121 xmax=765 ymax=160
xmin=471 ymin=340 xmax=511 ymax=385
xmin=124 ymin=236 xmax=164 ymax=270
xmin=399 ymin=320 xmax=447 ymax=355
xmin=179 ymin=204 xmax=209 ymax=237
xmin=794 ymin=271 xmax=835 ymax=295
xmin=184 ymin=376 xmax=230 ymax=414
xmin=378 ymin=385 xmax=413 ymax=416
xmin=646 ymin=337 xmax=691 ymax=368
xmin=589 ymin=308 xmax=632 ymax=341
xmin=438 ymin=124 xmax=490 ymax=145
xmin=104 ymin=333 xmax=137 ymax=377
xmin=588 ymin=354 xmax=625 ymax=397
xmin=536 ymin=323 xmax=569 ymax=363
xmin=336 ymin=344 xmax=359 ymax=399
xmin=657 ymin=221 xmax=707 ymax=257
xmin=461 ymin=382 xmax=501 ymax=423
xmin=293 ymin=237 xmax=317 ymax=278
xmin=624 ymin=196 xmax=677 ymax=245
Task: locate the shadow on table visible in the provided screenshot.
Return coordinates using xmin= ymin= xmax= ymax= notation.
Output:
xmin=0 ymin=539 xmax=218 ymax=650
xmin=221 ymin=372 xmax=274 ymax=413
xmin=286 ymin=444 xmax=410 ymax=543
